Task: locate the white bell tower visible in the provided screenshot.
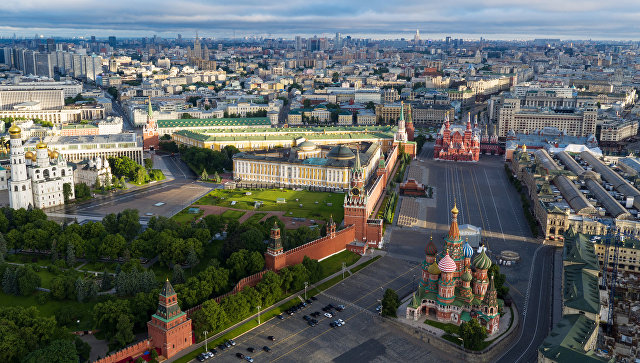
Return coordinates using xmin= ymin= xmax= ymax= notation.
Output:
xmin=7 ymin=124 xmax=33 ymax=210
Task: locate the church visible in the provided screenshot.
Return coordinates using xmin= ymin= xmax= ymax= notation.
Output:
xmin=434 ymin=113 xmax=481 ymax=162
xmin=6 ymin=123 xmax=75 ymax=209
xmin=405 ymin=203 xmax=501 ymax=335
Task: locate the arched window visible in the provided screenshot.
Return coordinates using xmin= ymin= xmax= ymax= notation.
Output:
xmin=61 ymin=169 xmax=65 ymax=177
xmin=14 ymin=186 xmax=18 ymax=192
xmin=43 ymin=170 xmax=50 ymax=179
xmin=21 ymin=185 xmax=26 ymax=191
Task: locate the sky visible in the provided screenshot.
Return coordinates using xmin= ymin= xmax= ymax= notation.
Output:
xmin=1 ymin=0 xmax=640 ymax=40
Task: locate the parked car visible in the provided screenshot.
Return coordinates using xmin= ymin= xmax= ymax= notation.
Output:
xmin=263 ymin=346 xmax=272 ymax=352
xmin=324 ymin=312 xmax=333 ymax=318
xmin=229 ymin=339 xmax=236 ymax=346
xmin=338 ymin=318 xmax=345 ymax=325
xmin=337 ymin=305 xmax=345 ymax=311
xmin=268 ymin=336 xmax=276 ymax=341
xmin=277 ymin=314 xmax=284 ymax=320
xmin=330 ymin=321 xmax=337 ymax=328
xmin=247 ymin=347 xmax=255 ymax=353
xmin=376 ymin=305 xmax=382 ymax=312
xmin=245 ymin=356 xmax=254 ymax=362
xmin=311 ymin=296 xmax=318 ymax=301
xmin=197 ymin=353 xmax=206 ymax=362
xmin=218 ymin=344 xmax=226 ymax=351
xmin=209 ymin=348 xmax=217 ymax=355
xmin=236 ymin=352 xmax=245 ymax=359
xmin=224 ymin=341 xmax=232 ymax=348
xmin=308 ymin=320 xmax=316 ymax=327
xmin=305 ymin=299 xmax=312 ymax=304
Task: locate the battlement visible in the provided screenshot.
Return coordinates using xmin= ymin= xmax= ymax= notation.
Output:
xmin=93 ymin=339 xmax=152 ymax=363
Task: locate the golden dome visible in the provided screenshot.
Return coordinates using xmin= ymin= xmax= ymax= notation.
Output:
xmin=30 ymin=153 xmax=36 ymax=162
xmin=25 ymin=151 xmax=34 ymax=159
xmin=47 ymin=149 xmax=53 ymax=157
xmin=522 ymin=144 xmax=527 ymax=152
xmin=8 ymin=124 xmax=21 ymax=135
xmin=52 ymin=151 xmax=59 ymax=159
xmin=451 ymin=203 xmax=459 ymax=215
xmin=36 ymin=138 xmax=47 ymax=149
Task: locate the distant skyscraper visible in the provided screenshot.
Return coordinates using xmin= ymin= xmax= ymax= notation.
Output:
xmin=414 ymin=30 xmax=420 ymax=44
xmin=108 ymin=36 xmax=116 ymax=48
xmin=295 ymin=36 xmax=302 ymax=51
xmin=46 ymin=38 xmax=55 ymax=52
xmin=34 ymin=52 xmax=53 ymax=77
xmin=335 ymin=32 xmax=342 ymax=49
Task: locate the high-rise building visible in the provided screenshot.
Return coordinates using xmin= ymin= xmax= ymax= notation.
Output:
xmin=83 ymin=55 xmax=103 ymax=81
xmin=34 ymin=52 xmax=53 ymax=77
xmin=414 ymin=29 xmax=420 ymax=44
xmin=295 ymin=36 xmax=302 ymax=51
xmin=45 ymin=38 xmax=55 ymax=52
xmin=23 ymin=50 xmax=36 ymax=76
xmin=335 ymin=32 xmax=342 ymax=49
xmin=108 ymin=36 xmax=116 ymax=48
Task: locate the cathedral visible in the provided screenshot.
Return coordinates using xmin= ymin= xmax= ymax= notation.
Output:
xmin=7 ymin=123 xmax=75 ymax=209
xmin=434 ymin=114 xmax=481 ymax=162
xmin=406 ymin=203 xmax=501 ymax=335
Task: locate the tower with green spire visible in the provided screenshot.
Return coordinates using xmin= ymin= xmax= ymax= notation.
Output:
xmin=395 ymin=101 xmax=408 ymax=143
xmin=143 ymin=96 xmax=159 ymax=151
xmin=147 ymin=279 xmax=192 ymax=358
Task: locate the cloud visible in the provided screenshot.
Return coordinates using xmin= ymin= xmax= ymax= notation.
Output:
xmin=0 ymin=0 xmax=639 ymax=39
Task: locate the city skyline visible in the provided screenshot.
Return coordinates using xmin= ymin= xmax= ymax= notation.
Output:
xmin=1 ymin=0 xmax=640 ymax=40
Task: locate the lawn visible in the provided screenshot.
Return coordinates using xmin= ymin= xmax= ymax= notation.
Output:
xmin=220 ymin=209 xmax=246 ymax=221
xmin=0 ymin=291 xmax=96 ymax=330
xmin=172 ymin=207 xmax=204 ymax=225
xmin=424 ymin=318 xmax=460 ymax=335
xmin=79 ymin=261 xmax=118 ymax=273
xmin=318 ymin=250 xmax=361 ymax=279
xmin=195 ymin=188 xmax=344 ymax=222
xmin=244 ymin=212 xmax=267 ymax=224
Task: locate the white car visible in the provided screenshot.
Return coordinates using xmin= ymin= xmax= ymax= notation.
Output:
xmin=324 ymin=312 xmax=333 ymax=318
xmin=337 ymin=318 xmax=345 ymax=325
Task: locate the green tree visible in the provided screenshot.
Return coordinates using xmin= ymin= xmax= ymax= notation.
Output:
xmin=93 ymin=299 xmax=133 ymax=342
xmin=114 ymin=315 xmax=135 ymax=347
xmin=186 ymin=247 xmax=199 ymax=272
xmin=302 ymin=256 xmax=322 ymax=283
xmin=0 ymin=233 xmax=6 ymax=263
xmin=66 ymin=243 xmax=76 ymax=267
xmin=256 ymin=270 xmax=282 ymax=306
xmin=100 ymin=270 xmax=113 ymax=291
xmin=144 ymin=158 xmax=154 ymax=170
xmin=200 ymin=169 xmax=209 ymax=181
xmin=172 ymin=264 xmax=186 ymax=284
xmin=2 ymin=266 xmax=18 ymax=295
xmin=22 ymin=339 xmax=79 ymax=363
xmin=74 ymin=183 xmax=91 ymax=200
xmin=17 ymin=265 xmax=41 ymax=296
xmin=192 ymin=299 xmax=229 ymax=340
xmin=488 ymin=265 xmax=508 ymax=299
xmin=94 ymin=176 xmax=101 ymax=190
xmin=459 ymin=318 xmax=488 ymax=350
xmin=120 ymin=176 xmax=127 ymax=190
xmin=381 ymin=288 xmax=399 ymax=317
xmin=62 ymin=183 xmax=73 ymax=203
xmin=0 ymin=306 xmax=57 ymax=362
xmin=213 ymin=171 xmax=221 ymax=183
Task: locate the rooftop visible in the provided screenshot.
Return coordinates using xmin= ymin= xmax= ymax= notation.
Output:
xmin=538 ymin=314 xmax=606 ymax=363
xmin=157 ymin=117 xmax=271 ymax=128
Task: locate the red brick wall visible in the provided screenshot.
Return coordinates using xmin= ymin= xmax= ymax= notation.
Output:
xmin=282 ymin=225 xmax=356 ymax=266
xmin=93 ymin=339 xmax=151 ymax=363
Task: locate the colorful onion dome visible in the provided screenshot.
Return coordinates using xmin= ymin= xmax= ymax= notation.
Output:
xmin=25 ymin=151 xmax=34 ymax=159
xmin=438 ymin=253 xmax=457 ymax=273
xmin=463 ymin=241 xmax=474 ymax=258
xmin=461 ymin=270 xmax=473 ymax=282
xmin=473 ymin=250 xmax=492 ymax=270
xmin=427 ymin=262 xmax=441 ymax=275
xmin=425 ymin=239 xmax=438 ymax=256
xmin=8 ymin=124 xmax=21 ymax=135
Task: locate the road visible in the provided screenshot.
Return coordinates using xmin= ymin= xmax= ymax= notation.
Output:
xmin=50 ymin=155 xmax=213 ymax=223
xmin=384 ymin=142 xmax=555 ymax=363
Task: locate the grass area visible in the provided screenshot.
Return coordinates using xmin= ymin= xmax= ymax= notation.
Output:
xmin=195 ymin=188 xmax=344 ymax=221
xmin=79 ymin=261 xmax=118 ymax=273
xmin=318 ymin=250 xmax=361 ymax=279
xmin=172 ymin=207 xmax=204 ymax=225
xmin=6 ymin=253 xmax=56 ymax=267
xmin=350 ymin=255 xmax=381 ymax=274
xmin=424 ymin=318 xmax=460 ymax=335
xmin=221 ymin=209 xmax=246 ymax=221
xmin=244 ymin=212 xmax=267 ymax=224
xmin=442 ymin=333 xmax=462 ymax=346
xmin=174 ymin=298 xmax=302 ymax=363
xmin=36 ymin=269 xmax=60 ymax=289
xmin=0 ymin=291 xmax=96 ymax=330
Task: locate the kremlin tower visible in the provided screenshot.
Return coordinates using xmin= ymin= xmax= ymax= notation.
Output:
xmin=143 ymin=96 xmax=159 ymax=151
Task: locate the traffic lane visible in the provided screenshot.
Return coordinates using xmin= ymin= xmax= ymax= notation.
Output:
xmin=497 ymin=246 xmax=553 ymax=363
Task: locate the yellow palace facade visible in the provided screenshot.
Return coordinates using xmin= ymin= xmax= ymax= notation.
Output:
xmin=232 ymin=141 xmax=381 ymax=190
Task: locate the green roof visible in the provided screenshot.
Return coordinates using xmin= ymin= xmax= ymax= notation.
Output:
xmin=538 ymin=315 xmax=609 ymax=363
xmin=157 ymin=117 xmax=271 ymax=128
xmin=563 ymin=233 xmax=599 ymax=272
xmin=62 ymin=124 xmax=98 ymax=129
xmin=563 ymin=264 xmax=600 ymax=314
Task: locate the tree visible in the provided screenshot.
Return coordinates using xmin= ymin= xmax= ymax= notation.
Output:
xmin=186 ymin=247 xmax=199 ymax=272
xmin=144 ymin=158 xmax=154 ymax=170
xmin=100 ymin=270 xmax=113 ymax=291
xmin=172 ymin=264 xmax=185 ymax=284
xmin=66 ymin=243 xmax=76 ymax=267
xmin=0 ymin=233 xmax=6 ymax=263
xmin=17 ymin=265 xmax=41 ymax=296
xmin=381 ymin=288 xmax=399 ymax=317
xmin=200 ymin=169 xmax=209 ymax=181
xmin=93 ymin=299 xmax=133 ymax=342
xmin=256 ymin=271 xmax=281 ymax=306
xmin=94 ymin=176 xmax=101 ymax=190
xmin=2 ymin=266 xmax=17 ymax=295
xmin=213 ymin=171 xmax=221 ymax=183
xmin=302 ymin=256 xmax=322 ymax=283
xmin=62 ymin=183 xmax=73 ymax=203
xmin=0 ymin=306 xmax=57 ymax=362
xmin=120 ymin=176 xmax=127 ymax=190
xmin=22 ymin=339 xmax=79 ymax=363
xmin=459 ymin=318 xmax=488 ymax=350
xmin=192 ymin=300 xmax=229 ymax=340
xmin=488 ymin=265 xmax=509 ymax=299
xmin=74 ymin=183 xmax=91 ymax=200
xmin=114 ymin=315 xmax=135 ymax=347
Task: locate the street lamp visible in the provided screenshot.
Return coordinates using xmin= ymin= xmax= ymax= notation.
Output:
xmin=203 ymin=330 xmax=208 ymax=352
xmin=257 ymin=305 xmax=262 ymax=324
xmin=304 ymin=281 xmax=308 ymax=300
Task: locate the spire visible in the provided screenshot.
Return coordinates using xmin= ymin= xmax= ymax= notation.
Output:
xmin=447 ymin=200 xmax=460 ymax=241
xmin=147 ymin=96 xmax=153 ymax=118
xmin=466 ymin=112 xmax=471 ymax=130
xmin=407 ymin=106 xmax=413 ymax=124
xmin=160 ymin=279 xmax=176 ymax=297
xmin=353 ymin=147 xmax=362 ymax=171
xmin=399 ymin=101 xmax=404 ymax=122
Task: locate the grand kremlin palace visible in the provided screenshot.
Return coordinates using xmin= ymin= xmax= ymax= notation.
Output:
xmin=171 ymin=125 xmax=398 ymax=153
xmin=232 ymin=141 xmax=382 ymax=190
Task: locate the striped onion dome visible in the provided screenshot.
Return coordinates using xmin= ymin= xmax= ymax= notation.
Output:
xmin=438 ymin=253 xmax=457 ymax=273
xmin=462 ymin=241 xmax=474 ymax=258
xmin=425 ymin=239 xmax=438 ymax=256
xmin=473 ymin=250 xmax=492 ymax=270
xmin=427 ymin=262 xmax=441 ymax=275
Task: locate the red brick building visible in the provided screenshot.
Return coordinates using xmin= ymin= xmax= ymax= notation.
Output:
xmin=434 ymin=114 xmax=480 ymax=162
xmin=147 ymin=280 xmax=193 ymax=358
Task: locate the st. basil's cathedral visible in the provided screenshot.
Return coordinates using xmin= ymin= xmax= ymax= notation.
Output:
xmin=406 ymin=203 xmax=501 ymax=335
